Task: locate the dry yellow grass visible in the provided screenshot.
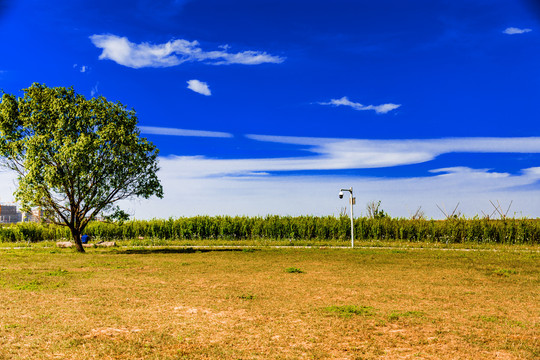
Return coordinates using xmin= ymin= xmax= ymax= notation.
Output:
xmin=0 ymin=247 xmax=538 ymax=359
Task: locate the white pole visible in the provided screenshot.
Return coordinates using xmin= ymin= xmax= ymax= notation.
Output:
xmin=349 ymin=187 xmax=354 ymax=248
xmin=339 ymin=187 xmax=355 ymax=248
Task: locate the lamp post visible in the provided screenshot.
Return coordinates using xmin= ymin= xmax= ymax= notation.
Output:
xmin=339 ymin=187 xmax=355 ymax=248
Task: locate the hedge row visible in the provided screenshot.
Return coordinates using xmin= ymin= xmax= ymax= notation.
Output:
xmin=1 ymin=216 xmax=539 ymax=244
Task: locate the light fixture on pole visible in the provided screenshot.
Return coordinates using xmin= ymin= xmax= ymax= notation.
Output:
xmin=339 ymin=187 xmax=355 ymax=248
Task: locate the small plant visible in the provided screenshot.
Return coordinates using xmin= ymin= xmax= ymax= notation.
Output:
xmin=242 ymin=248 xmax=255 ymax=253
xmin=478 ymin=315 xmax=498 ymax=323
xmin=238 ymin=294 xmax=256 ymax=300
xmin=285 ymin=267 xmax=304 ymax=273
xmin=47 ymin=269 xmax=68 ymax=276
xmin=323 ymin=305 xmax=376 ymax=318
xmin=492 ymin=268 xmax=517 ymax=277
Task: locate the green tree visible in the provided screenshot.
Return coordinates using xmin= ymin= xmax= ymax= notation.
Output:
xmin=0 ymin=83 xmax=163 ymax=252
xmin=103 ymin=206 xmax=131 ymax=225
xmin=366 ymin=200 xmax=388 ymax=219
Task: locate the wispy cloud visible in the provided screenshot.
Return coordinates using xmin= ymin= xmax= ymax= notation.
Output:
xmin=73 ymin=64 xmax=89 ymax=73
xmin=319 ymin=96 xmax=401 ymax=114
xmin=503 ymin=27 xmax=532 ymax=35
xmin=90 ymin=82 xmax=99 ymax=97
xmin=187 ymin=79 xmax=211 ymax=96
xmin=139 ymin=126 xmax=233 ymax=138
xmin=157 ymin=135 xmax=540 ymax=179
xmin=90 ymin=34 xmax=285 ymax=69
xmin=123 ymin=161 xmax=540 ymax=219
xmin=248 ymin=134 xmax=540 ymax=153
xmin=4 ymin=133 xmax=540 ymax=219
xmin=132 ymin=134 xmax=540 ymax=218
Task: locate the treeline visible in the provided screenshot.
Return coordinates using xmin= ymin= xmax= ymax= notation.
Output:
xmin=1 ymin=216 xmax=539 ymax=244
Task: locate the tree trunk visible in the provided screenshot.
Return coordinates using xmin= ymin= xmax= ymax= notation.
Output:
xmin=69 ymin=226 xmax=85 ymax=253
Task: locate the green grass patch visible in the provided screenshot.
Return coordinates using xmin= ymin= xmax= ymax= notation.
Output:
xmin=478 ymin=315 xmax=499 ymax=323
xmin=322 ymin=305 xmax=376 ymax=317
xmin=285 ymin=267 xmax=304 ymax=273
xmin=46 ymin=269 xmax=69 ymax=276
xmin=12 ymin=279 xmax=44 ymax=291
xmin=388 ymin=310 xmax=425 ymax=321
xmin=391 ymin=249 xmax=408 ymax=254
xmin=492 ymin=268 xmax=518 ymax=277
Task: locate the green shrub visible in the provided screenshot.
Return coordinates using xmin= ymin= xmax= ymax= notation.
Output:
xmin=1 ymin=216 xmax=539 ymax=244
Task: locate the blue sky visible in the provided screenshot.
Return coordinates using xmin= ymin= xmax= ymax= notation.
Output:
xmin=1 ymin=0 xmax=540 ymax=219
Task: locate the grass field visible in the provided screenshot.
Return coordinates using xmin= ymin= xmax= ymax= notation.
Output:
xmin=0 ymin=246 xmax=538 ymax=359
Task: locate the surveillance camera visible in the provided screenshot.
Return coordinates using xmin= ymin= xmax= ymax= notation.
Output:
xmin=338 ymin=191 xmax=344 ymax=199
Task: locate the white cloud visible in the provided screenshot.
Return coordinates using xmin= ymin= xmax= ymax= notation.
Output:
xmin=4 ymin=133 xmax=540 ymax=219
xmin=89 ymin=34 xmax=285 ymax=69
xmin=0 ymin=170 xmax=18 ymax=204
xmin=73 ymin=64 xmax=89 ymax=73
xmin=522 ymin=167 xmax=540 ymax=177
xmin=139 ymin=126 xmax=232 ymax=138
xmin=319 ymin=96 xmax=401 ymax=114
xmin=187 ymin=79 xmax=211 ymax=96
xmin=503 ymin=27 xmax=532 ymax=35
xmin=4 ymin=160 xmax=540 ymax=220
xmin=155 ymin=135 xmax=540 ymax=179
xmin=121 ymin=162 xmax=540 ymax=219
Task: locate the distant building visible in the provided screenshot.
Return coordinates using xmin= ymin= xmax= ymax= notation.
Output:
xmin=0 ymin=204 xmax=23 ymax=224
xmin=23 ymin=208 xmax=44 ymax=223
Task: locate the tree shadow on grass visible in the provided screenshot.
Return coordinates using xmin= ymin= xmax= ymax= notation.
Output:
xmin=114 ymin=248 xmax=256 ymax=255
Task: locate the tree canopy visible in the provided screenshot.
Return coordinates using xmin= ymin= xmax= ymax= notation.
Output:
xmin=0 ymin=83 xmax=163 ymax=252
